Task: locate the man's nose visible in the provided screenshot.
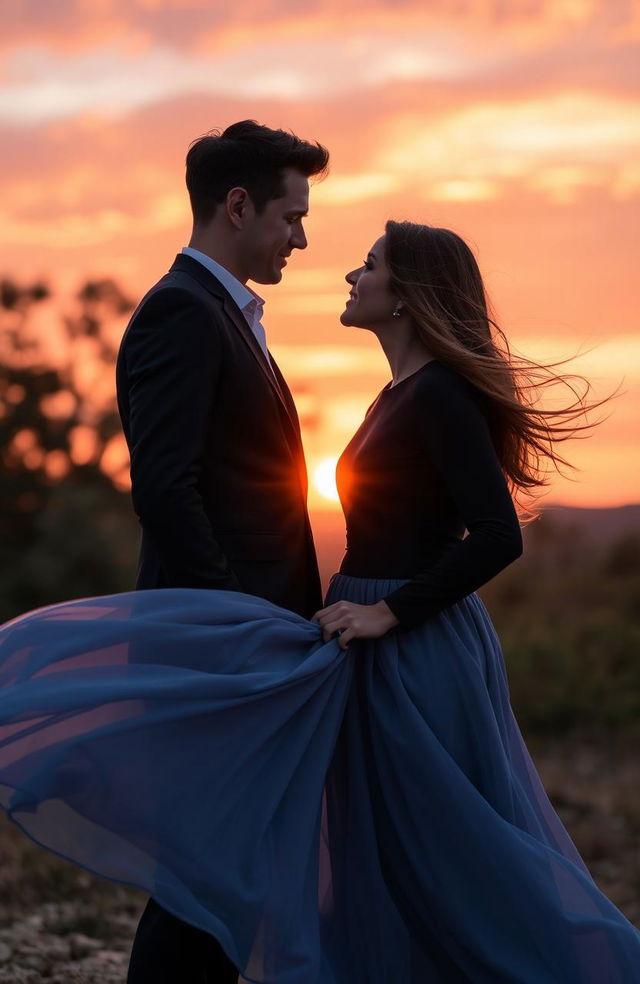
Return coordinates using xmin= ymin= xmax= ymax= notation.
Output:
xmin=292 ymin=227 xmax=307 ymax=250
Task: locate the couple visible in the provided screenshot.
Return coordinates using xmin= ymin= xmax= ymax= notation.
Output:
xmin=0 ymin=120 xmax=639 ymax=983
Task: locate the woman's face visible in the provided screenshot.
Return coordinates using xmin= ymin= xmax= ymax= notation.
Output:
xmin=340 ymin=235 xmax=399 ymax=329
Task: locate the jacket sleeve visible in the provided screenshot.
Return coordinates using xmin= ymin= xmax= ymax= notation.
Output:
xmin=383 ymin=371 xmax=523 ymax=628
xmin=123 ymin=286 xmax=242 ymax=591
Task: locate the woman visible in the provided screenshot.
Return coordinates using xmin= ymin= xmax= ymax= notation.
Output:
xmin=0 ymin=221 xmax=638 ymax=983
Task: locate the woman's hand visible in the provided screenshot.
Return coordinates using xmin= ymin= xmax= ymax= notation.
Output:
xmin=313 ymin=600 xmax=399 ymax=651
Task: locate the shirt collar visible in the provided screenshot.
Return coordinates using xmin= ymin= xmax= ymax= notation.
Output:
xmin=181 ymin=247 xmax=265 ymax=327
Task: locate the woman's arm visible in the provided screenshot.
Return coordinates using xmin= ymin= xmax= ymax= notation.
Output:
xmin=383 ymin=368 xmax=523 ymax=628
xmin=315 ymin=368 xmax=522 ymax=648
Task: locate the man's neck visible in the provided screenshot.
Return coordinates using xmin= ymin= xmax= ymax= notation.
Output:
xmin=187 ymin=236 xmax=247 ymax=285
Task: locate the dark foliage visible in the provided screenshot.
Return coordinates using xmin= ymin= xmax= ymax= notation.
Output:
xmin=0 ymin=277 xmax=139 ymax=621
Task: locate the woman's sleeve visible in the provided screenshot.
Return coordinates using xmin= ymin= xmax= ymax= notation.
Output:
xmin=383 ymin=371 xmax=523 ymax=628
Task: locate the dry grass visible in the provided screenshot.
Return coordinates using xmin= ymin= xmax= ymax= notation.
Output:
xmin=531 ymin=737 xmax=640 ymax=926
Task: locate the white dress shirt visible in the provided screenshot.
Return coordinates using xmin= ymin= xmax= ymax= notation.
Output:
xmin=181 ymin=247 xmax=270 ymax=363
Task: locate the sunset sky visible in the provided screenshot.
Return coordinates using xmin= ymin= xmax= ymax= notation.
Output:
xmin=1 ymin=0 xmax=639 ymax=511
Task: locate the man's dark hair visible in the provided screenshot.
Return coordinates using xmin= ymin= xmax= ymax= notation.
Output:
xmin=185 ymin=120 xmax=329 ymax=223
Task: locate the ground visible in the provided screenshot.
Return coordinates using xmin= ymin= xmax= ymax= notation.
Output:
xmin=0 ymin=739 xmax=638 ymax=982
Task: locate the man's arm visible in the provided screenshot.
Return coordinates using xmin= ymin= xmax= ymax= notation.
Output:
xmin=124 ymin=287 xmax=241 ymax=590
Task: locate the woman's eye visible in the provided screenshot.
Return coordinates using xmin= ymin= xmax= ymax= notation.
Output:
xmin=362 ymin=260 xmax=372 ymax=270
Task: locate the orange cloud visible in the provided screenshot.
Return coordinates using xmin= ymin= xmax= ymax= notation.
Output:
xmin=2 ymin=0 xmax=632 ymax=58
xmin=2 ymin=0 xmax=638 ymax=129
xmin=1 ymin=1 xmax=638 ymax=509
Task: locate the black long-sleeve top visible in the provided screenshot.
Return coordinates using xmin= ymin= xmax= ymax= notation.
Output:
xmin=336 ymin=360 xmax=523 ymax=628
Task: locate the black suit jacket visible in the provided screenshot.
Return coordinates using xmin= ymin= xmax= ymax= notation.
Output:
xmin=116 ymin=253 xmax=322 ymax=618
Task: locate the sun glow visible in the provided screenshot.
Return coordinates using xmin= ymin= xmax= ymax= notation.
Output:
xmin=313 ymin=456 xmax=340 ymax=503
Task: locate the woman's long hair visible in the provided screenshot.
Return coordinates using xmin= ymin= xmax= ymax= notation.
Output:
xmin=384 ymin=220 xmax=611 ymax=517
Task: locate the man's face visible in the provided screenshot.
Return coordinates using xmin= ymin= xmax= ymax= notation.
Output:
xmin=241 ymin=168 xmax=310 ymax=285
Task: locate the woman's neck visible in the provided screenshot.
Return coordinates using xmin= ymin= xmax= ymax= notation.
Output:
xmin=376 ymin=332 xmax=434 ymax=387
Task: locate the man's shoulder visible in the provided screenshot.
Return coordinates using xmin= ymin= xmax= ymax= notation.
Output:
xmin=116 ymin=273 xmax=227 ymax=372
xmin=125 ymin=265 xmax=225 ymax=334
xmin=139 ymin=265 xmax=220 ymax=310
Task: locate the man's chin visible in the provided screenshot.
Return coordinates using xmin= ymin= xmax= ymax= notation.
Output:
xmin=252 ymin=270 xmax=282 ymax=286
xmin=247 ymin=267 xmax=282 ymax=285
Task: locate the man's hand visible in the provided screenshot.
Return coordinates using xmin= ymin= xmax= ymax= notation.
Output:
xmin=312 ymin=600 xmax=400 ymax=651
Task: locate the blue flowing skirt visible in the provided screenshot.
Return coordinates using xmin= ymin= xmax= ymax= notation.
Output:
xmin=0 ymin=575 xmax=638 ymax=983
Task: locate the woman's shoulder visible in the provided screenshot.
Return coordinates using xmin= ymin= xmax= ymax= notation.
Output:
xmin=412 ymin=360 xmax=484 ymax=411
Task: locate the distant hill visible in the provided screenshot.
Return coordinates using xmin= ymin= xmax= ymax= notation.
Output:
xmin=309 ymin=504 xmax=640 ymax=594
xmin=538 ymin=504 xmax=640 ymax=544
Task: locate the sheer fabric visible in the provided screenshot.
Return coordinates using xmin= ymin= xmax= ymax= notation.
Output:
xmin=0 ymin=579 xmax=639 ymax=982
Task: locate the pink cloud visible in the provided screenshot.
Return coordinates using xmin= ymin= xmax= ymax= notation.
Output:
xmin=1 ymin=0 xmax=636 ymax=58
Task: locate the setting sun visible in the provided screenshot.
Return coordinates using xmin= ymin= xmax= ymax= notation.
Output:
xmin=0 ymin=0 xmax=638 ymax=513
xmin=313 ymin=456 xmax=340 ymax=503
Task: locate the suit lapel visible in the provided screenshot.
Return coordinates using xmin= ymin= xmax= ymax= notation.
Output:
xmin=268 ymin=353 xmax=306 ymax=465
xmin=219 ymin=294 xmax=304 ymax=457
xmin=169 ymin=255 xmax=305 ymax=464
xmin=269 ymin=355 xmax=299 ymax=422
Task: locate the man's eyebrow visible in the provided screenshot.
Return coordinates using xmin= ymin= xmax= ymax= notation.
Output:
xmin=286 ymin=209 xmax=308 ymax=217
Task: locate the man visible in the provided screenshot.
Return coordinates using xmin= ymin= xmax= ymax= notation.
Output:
xmin=116 ymin=120 xmax=329 ymax=984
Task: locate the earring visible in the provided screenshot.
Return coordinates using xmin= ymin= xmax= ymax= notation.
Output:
xmin=392 ymin=305 xmax=402 ymax=318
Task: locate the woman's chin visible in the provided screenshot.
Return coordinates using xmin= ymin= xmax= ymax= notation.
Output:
xmin=341 ymin=304 xmax=366 ymax=327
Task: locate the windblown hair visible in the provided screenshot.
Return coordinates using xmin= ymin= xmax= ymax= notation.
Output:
xmin=186 ymin=120 xmax=329 ymax=223
xmin=384 ymin=220 xmax=610 ymax=516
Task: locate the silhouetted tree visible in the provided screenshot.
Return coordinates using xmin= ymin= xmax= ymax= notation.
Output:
xmin=0 ymin=278 xmax=138 ymax=620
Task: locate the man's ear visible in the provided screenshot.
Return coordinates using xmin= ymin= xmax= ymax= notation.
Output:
xmin=226 ymin=187 xmax=250 ymax=230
